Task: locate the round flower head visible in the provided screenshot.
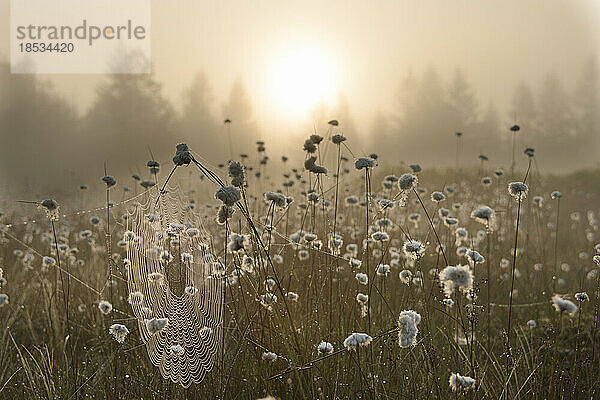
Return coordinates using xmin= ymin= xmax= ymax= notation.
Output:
xmin=466 ymin=250 xmax=485 ymax=265
xmin=508 ymin=182 xmax=528 ymax=200
xmin=399 ymin=269 xmax=413 ymax=284
xmin=402 ymin=240 xmax=425 ymax=260
xmin=551 ymin=191 xmax=562 ymax=200
xmin=471 ymin=206 xmax=494 ymax=228
xmin=303 ymin=139 xmax=317 ymax=153
xmin=356 ymin=293 xmax=369 ymax=304
xmin=439 ymin=265 xmax=473 ymax=296
xmin=265 ymin=192 xmax=287 ymax=208
xmin=260 ymin=293 xmax=278 ymax=309
xmin=39 ymin=199 xmax=60 ymax=221
xmin=43 ymin=256 xmax=56 ymax=267
xmin=102 ymin=175 xmax=116 ymax=187
xmin=355 ymin=273 xmax=368 ymax=285
xmin=431 ymin=191 xmax=446 ymax=203
xmin=409 ymin=164 xmax=422 ymax=173
xmin=262 ymin=351 xmax=277 ymax=362
xmin=309 ymin=134 xmax=323 ymax=145
xmin=343 ymin=332 xmax=372 ymax=350
xmin=371 ymin=231 xmax=389 ymax=242
xmin=109 ymin=324 xmax=129 ymax=343
xmin=355 ymin=157 xmax=375 ymax=170
xmin=552 ymin=295 xmax=578 ymax=316
xmin=398 ymin=174 xmax=418 ymax=191
xmin=304 ymin=156 xmax=327 ymax=174
xmin=216 ymin=205 xmax=235 ymax=225
xmin=376 ymin=264 xmax=390 ymax=276
xmin=317 ymin=341 xmax=334 ymax=355
xmin=98 ymin=300 xmax=113 ymax=315
xmin=128 ymin=291 xmax=144 ymax=304
xmin=449 ymin=373 xmax=476 ymax=392
xmin=397 ymin=310 xmax=421 ymax=348
xmin=524 ymin=147 xmax=535 ymax=157
xmin=527 ymin=319 xmax=536 ymax=329
xmin=228 ymin=161 xmax=245 ymax=187
xmin=331 ymin=134 xmax=347 ymax=144
xmin=172 ymin=143 xmax=193 ymax=165
xmin=140 ymin=180 xmax=155 ymax=189
xmin=146 ymin=317 xmax=169 ymax=334
xmin=215 ymin=185 xmax=241 ymax=206
xmin=444 ymin=217 xmax=458 ymax=227
xmin=169 ymin=344 xmax=185 ymax=356
xmin=575 ymin=292 xmax=589 ymax=302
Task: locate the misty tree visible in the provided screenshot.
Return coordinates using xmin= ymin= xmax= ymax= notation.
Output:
xmin=535 ymin=72 xmax=577 ymax=163
xmin=179 ymin=70 xmax=220 ymax=158
xmin=572 ymin=56 xmax=599 ymax=153
xmin=474 ymin=101 xmax=502 ymax=159
xmin=0 ymin=61 xmax=78 ymax=197
xmin=221 ymin=78 xmax=257 ymax=159
xmin=391 ymin=67 xmax=460 ymax=163
xmin=395 ymin=69 xmax=419 ymax=123
xmin=510 ymin=82 xmax=538 ymax=144
xmin=84 ymin=52 xmax=175 ymax=173
xmin=537 ymin=72 xmax=572 ymax=138
xmin=447 ymin=68 xmax=478 ymax=129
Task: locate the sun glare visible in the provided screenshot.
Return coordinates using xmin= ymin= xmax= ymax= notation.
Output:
xmin=268 ymin=46 xmax=338 ymax=118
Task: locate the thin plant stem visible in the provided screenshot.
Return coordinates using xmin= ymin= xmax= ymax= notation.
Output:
xmin=505 ymin=195 xmax=522 ymax=392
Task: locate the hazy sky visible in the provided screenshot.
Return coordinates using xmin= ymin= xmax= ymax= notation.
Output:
xmin=1 ymin=0 xmax=599 ymax=131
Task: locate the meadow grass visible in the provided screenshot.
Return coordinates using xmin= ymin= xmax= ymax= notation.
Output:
xmin=0 ymin=139 xmax=599 ymax=399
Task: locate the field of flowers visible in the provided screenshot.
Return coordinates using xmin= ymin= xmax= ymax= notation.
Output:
xmin=0 ymin=133 xmax=599 ymax=399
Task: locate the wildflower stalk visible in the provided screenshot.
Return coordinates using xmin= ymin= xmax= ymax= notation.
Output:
xmin=330 ymin=142 xmax=342 ymax=328
xmin=593 ymin=271 xmax=600 ymax=363
xmin=505 ymin=192 xmax=522 ymax=392
xmin=220 ymin=215 xmax=230 ymax=398
xmin=486 ymin=230 xmax=492 ymax=350
xmin=362 ymin=167 xmax=377 ymax=398
xmin=548 ymin=311 xmax=563 ymax=398
xmin=412 ymin=188 xmax=449 ymax=266
xmin=552 ymin=197 xmax=560 ymax=293
xmin=571 ymin=300 xmax=583 ymax=397
xmin=50 ymin=219 xmax=70 ymax=336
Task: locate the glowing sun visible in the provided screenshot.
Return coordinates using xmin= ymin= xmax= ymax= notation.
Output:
xmin=268 ymin=46 xmax=338 ymax=117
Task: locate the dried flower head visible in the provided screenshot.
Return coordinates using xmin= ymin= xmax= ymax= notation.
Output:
xmin=397 ymin=310 xmax=421 ymax=348
xmin=317 ymin=341 xmax=334 ymax=355
xmin=173 ymin=143 xmax=193 ymax=166
xmin=215 ymin=185 xmax=241 ymax=206
xmin=439 ymin=265 xmax=473 ymax=296
xmin=508 ymin=182 xmax=528 ymax=200
xmin=109 ymin=323 xmax=129 ymax=343
xmin=449 ymin=373 xmax=476 ymax=392
xmin=146 ymin=317 xmax=169 ymax=334
xmin=343 ymin=332 xmax=372 ymax=350
xmin=552 ymin=295 xmax=578 ymax=316
xmin=398 ymin=174 xmax=418 ymax=191
xmin=355 ymin=157 xmax=375 ymax=170
xmin=98 ymin=300 xmax=113 ymax=315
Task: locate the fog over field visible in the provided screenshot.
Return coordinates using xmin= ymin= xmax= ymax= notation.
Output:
xmin=2 ymin=1 xmax=600 ymax=399
xmin=1 ymin=0 xmax=599 ymax=199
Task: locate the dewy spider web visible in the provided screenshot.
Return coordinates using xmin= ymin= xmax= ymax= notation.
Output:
xmin=125 ymin=185 xmax=223 ymax=388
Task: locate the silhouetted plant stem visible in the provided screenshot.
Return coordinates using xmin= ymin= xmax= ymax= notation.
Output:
xmin=505 ymin=194 xmax=522 ymax=392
